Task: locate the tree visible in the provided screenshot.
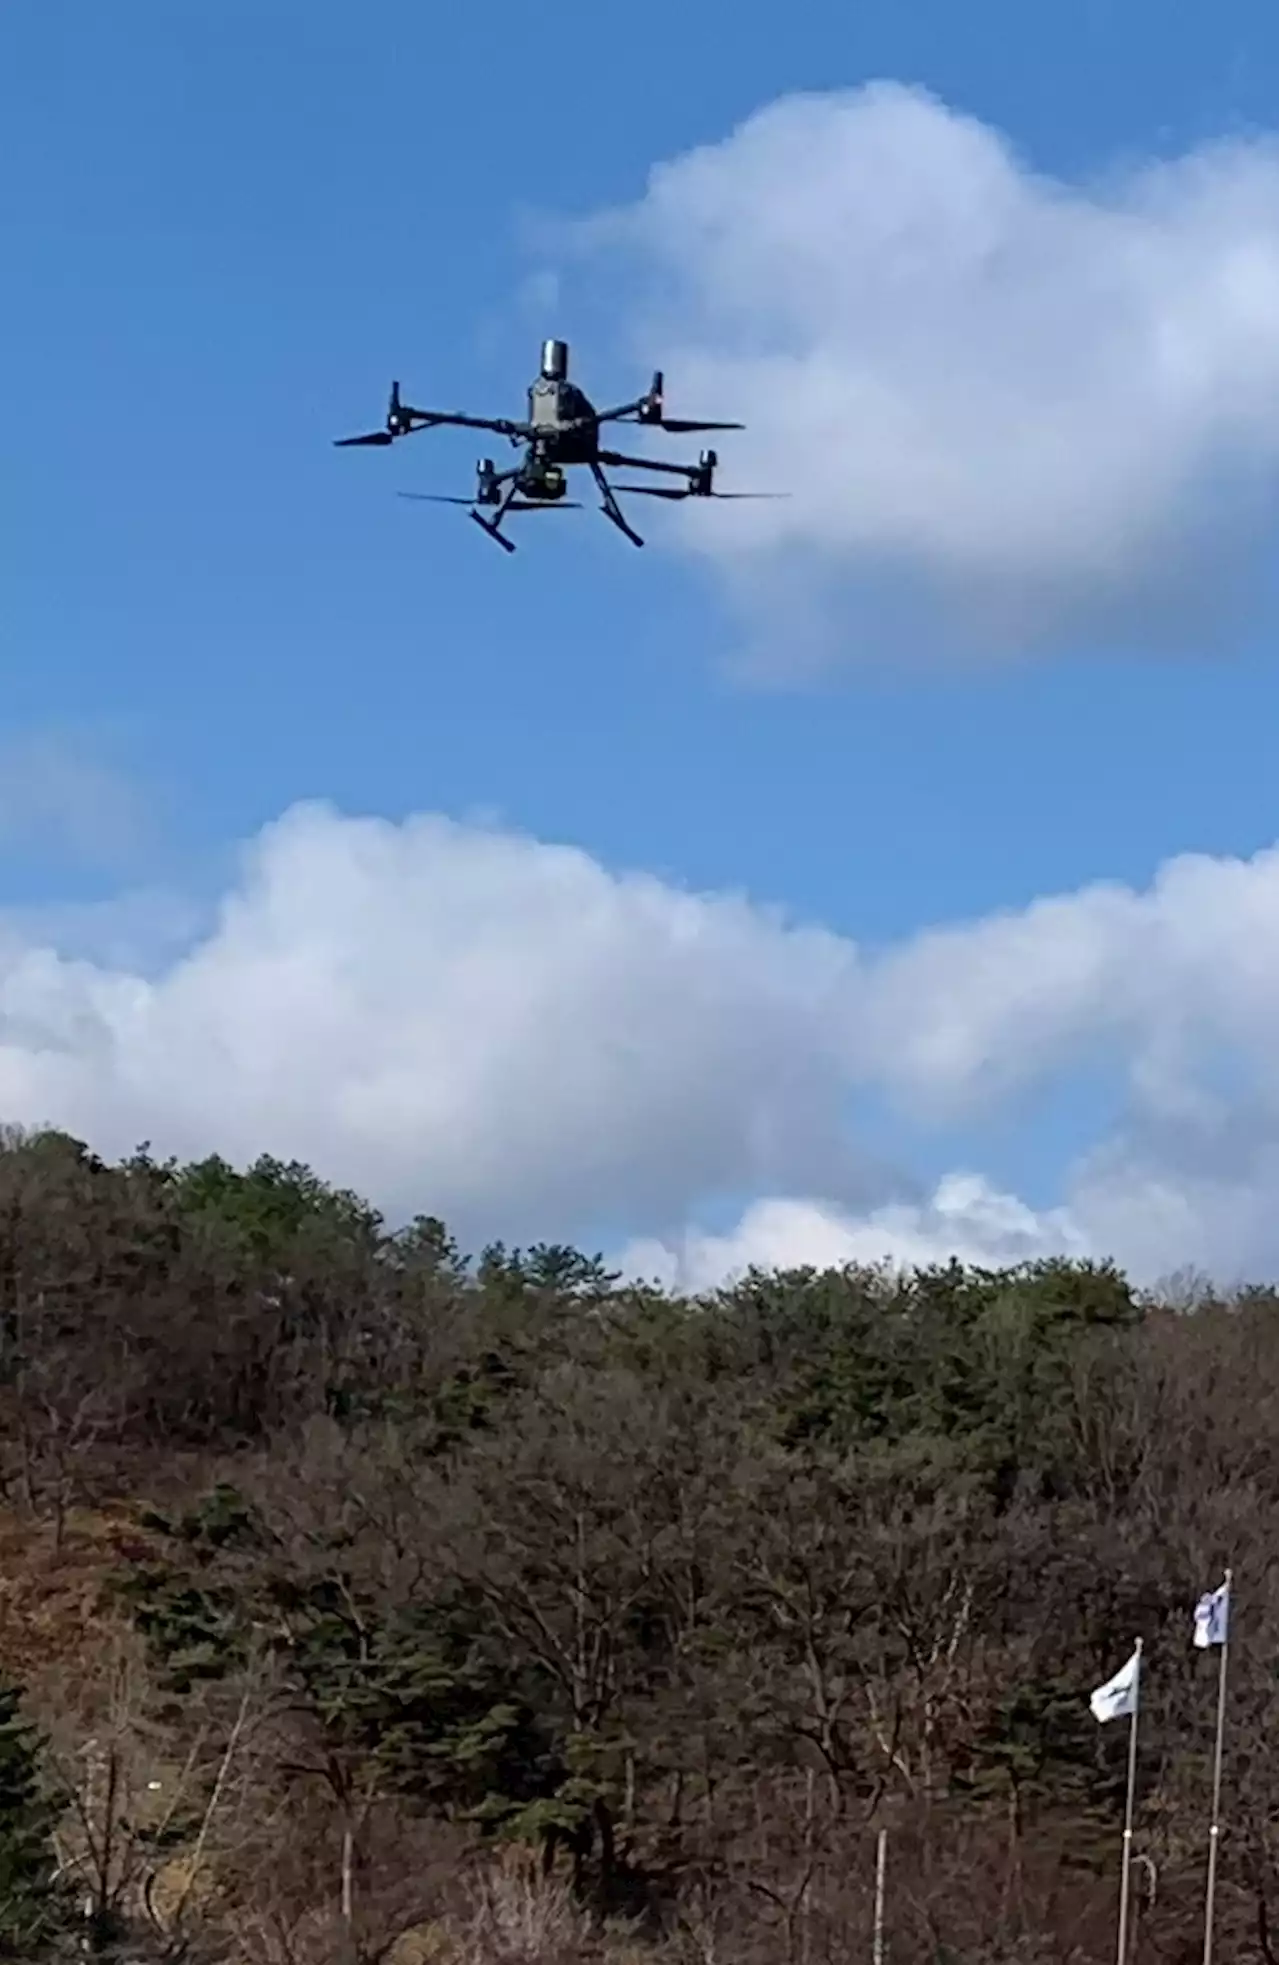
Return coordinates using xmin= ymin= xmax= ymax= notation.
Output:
xmin=167 ymin=1153 xmax=383 ymax=1261
xmin=0 ymin=1680 xmax=72 ymax=1958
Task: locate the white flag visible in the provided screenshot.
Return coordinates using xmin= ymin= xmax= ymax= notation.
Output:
xmin=1193 ymin=1581 xmax=1230 ymax=1649
xmin=1090 ymin=1647 xmax=1141 ymax=1723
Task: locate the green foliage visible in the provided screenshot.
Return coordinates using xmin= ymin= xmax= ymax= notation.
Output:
xmin=0 ymin=1681 xmax=73 ymax=1958
xmin=305 ymin=1585 xmax=551 ymax=1800
xmin=167 ymin=1150 xmax=383 ymax=1258
xmin=175 ymin=1481 xmax=265 ymax=1551
xmin=116 ymin=1500 xmax=569 ymax=1827
xmin=110 ymin=1561 xmax=248 ymax=1692
xmin=384 ymin=1212 xmax=467 ymax=1278
xmin=765 ymin=1257 xmax=1141 ymax=1500
xmin=356 ymin=1612 xmax=561 ymax=1816
xmin=477 ymin=1240 xmax=620 ymax=1301
xmin=267 ymin=1571 xmax=570 ymax=1819
xmin=959 ymin=1678 xmax=1101 ymax=1803
xmin=139 ymin=1481 xmax=265 ymax=1553
xmin=425 ymin=1351 xmax=521 ymax=1450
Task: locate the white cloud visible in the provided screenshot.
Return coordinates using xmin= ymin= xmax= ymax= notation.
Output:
xmin=854 ymin=847 xmax=1278 ymax=1120
xmin=0 ymin=802 xmax=864 ymax=1235
xmin=572 ymin=84 xmax=1277 ymax=664
xmin=621 ymin=1175 xmax=1091 ymax=1294
xmin=0 ymin=800 xmax=1274 ymax=1281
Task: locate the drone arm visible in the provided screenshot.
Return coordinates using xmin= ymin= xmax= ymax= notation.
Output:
xmin=334 ymin=409 xmax=528 ymax=448
xmin=594 ymin=395 xmax=653 ymax=426
xmin=402 ymin=409 xmax=530 ymax=439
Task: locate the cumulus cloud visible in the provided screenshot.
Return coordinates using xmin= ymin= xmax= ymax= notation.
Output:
xmin=0 ymin=802 xmax=864 ymax=1236
xmin=0 ymin=801 xmax=1274 ymax=1281
xmin=621 ymin=1175 xmax=1091 ymax=1294
xmin=855 ymin=847 xmax=1278 ymax=1120
xmin=571 ymin=84 xmax=1278 ymax=665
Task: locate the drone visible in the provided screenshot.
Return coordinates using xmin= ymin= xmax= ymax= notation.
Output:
xmin=334 ymin=338 xmax=781 ymax=552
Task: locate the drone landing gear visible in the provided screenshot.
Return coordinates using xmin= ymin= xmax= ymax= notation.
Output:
xmin=590 ymin=463 xmax=644 ymax=548
xmin=469 ymin=509 xmax=517 ymax=553
xmin=469 ymin=478 xmax=521 ymax=552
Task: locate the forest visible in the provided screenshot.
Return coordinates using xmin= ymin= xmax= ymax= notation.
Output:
xmin=0 ymin=1124 xmax=1275 ymax=1964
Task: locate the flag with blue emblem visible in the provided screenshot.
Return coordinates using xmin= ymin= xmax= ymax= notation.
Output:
xmin=1194 ymin=1580 xmax=1230 ymax=1649
xmin=1089 ymin=1646 xmax=1141 ymax=1723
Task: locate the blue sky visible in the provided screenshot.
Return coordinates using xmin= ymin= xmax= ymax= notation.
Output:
xmin=1 ymin=1 xmax=1276 ymax=1281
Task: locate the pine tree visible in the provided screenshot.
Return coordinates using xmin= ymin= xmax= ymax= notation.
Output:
xmin=0 ymin=1679 xmax=71 ymax=1958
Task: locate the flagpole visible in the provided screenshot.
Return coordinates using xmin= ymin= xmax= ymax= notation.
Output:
xmin=872 ymin=1826 xmax=887 ymax=1965
xmin=1201 ymin=1569 xmax=1232 ymax=1965
xmin=1115 ymin=1638 xmax=1143 ymax=1965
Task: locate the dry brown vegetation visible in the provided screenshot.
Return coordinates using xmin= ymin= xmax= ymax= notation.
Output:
xmin=0 ymin=1126 xmax=1275 ymax=1962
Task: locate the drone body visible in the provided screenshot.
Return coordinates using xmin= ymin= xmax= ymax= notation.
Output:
xmin=335 ymin=339 xmax=778 ymax=552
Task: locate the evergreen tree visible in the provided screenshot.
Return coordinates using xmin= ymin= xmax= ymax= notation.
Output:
xmin=0 ymin=1680 xmax=71 ymax=1958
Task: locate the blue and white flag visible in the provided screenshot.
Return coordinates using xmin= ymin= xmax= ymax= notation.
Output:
xmin=1090 ymin=1646 xmax=1141 ymax=1723
xmin=1193 ymin=1581 xmax=1230 ymax=1649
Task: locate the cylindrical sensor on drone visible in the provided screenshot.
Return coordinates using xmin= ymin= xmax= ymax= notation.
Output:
xmin=540 ymin=338 xmax=569 ymax=380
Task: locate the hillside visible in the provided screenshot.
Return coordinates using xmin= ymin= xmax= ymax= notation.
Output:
xmin=0 ymin=1125 xmax=1275 ymax=1963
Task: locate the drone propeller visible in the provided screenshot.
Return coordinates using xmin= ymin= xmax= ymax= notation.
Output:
xmin=397 ymin=493 xmax=583 ymax=510
xmin=652 ymin=418 xmax=746 ymax=433
xmin=636 ymin=369 xmax=743 ymax=433
xmin=612 ymin=485 xmax=787 ymax=501
xmin=334 ymin=380 xmax=411 ymax=448
xmin=397 ymin=492 xmax=478 ymax=505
